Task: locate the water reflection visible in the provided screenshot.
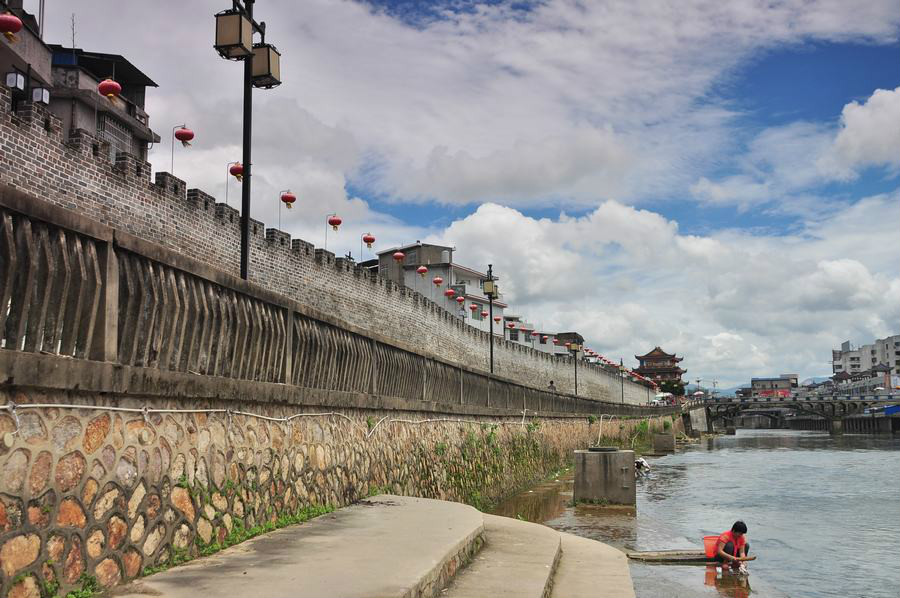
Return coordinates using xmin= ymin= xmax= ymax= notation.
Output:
xmin=706 ymin=566 xmax=752 ymax=598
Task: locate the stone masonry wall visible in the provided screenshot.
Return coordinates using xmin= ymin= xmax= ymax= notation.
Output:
xmin=0 ymin=387 xmax=680 ymax=597
xmin=0 ymin=89 xmax=652 ymax=405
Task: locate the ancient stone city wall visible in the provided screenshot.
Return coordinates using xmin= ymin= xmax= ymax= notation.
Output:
xmin=0 ymin=90 xmax=652 ymax=405
xmin=0 ymin=384 xmax=681 ymax=597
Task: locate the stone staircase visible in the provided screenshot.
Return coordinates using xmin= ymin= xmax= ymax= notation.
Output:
xmin=111 ymin=495 xmax=634 ymax=598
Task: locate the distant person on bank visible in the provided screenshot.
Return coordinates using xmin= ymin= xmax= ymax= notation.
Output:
xmin=716 ymin=521 xmax=756 ymax=573
xmin=547 ymin=380 xmax=557 ymax=391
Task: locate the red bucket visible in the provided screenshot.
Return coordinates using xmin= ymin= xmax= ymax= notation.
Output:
xmin=703 ymin=535 xmax=719 ymax=558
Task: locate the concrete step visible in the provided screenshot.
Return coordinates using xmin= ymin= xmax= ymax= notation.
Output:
xmin=111 ymin=495 xmax=484 ymax=598
xmin=441 ymin=513 xmax=562 ymax=598
xmin=551 ymin=532 xmax=635 ymax=598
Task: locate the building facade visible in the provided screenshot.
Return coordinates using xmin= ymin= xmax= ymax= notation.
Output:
xmin=750 ymin=374 xmax=798 ymax=398
xmin=376 ymin=243 xmax=508 ymax=334
xmin=634 ymin=347 xmax=685 ymax=383
xmin=832 ymin=335 xmax=900 ymax=377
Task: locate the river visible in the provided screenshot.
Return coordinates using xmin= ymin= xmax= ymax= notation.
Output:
xmin=492 ymin=429 xmax=900 ymax=598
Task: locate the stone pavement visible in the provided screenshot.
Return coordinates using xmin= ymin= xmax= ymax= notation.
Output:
xmin=110 ymin=494 xmax=634 ymax=598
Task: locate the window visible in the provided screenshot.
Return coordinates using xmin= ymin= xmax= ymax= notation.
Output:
xmin=472 ymin=308 xmax=483 ymax=321
xmin=539 ymin=336 xmax=546 ymax=345
xmin=509 ymin=329 xmax=519 ymax=341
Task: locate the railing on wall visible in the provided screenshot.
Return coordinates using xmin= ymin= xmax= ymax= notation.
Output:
xmin=0 ymin=186 xmax=667 ymax=418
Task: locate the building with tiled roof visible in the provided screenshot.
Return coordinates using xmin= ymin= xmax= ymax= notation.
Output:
xmin=633 ymin=346 xmax=685 ymax=383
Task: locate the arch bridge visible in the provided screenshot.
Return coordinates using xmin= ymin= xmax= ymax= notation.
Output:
xmin=703 ymin=397 xmax=891 ymax=435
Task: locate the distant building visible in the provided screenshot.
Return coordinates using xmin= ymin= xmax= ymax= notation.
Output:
xmin=832 ymin=335 xmax=900 ymax=377
xmin=750 ymin=374 xmax=797 ymax=398
xmin=376 ymin=243 xmax=507 ymax=334
xmin=0 ymin=2 xmax=160 ymax=161
xmin=634 ymin=347 xmax=685 ymax=383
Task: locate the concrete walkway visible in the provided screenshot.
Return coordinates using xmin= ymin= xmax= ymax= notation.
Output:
xmin=110 ymin=495 xmax=483 ymax=598
xmin=111 ymin=495 xmax=634 ymax=598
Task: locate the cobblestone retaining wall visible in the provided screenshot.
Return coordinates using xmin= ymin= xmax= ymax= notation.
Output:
xmin=0 ymin=90 xmax=652 ymax=405
xmin=0 ymin=387 xmax=680 ymax=597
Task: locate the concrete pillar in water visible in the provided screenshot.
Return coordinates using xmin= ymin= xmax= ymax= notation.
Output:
xmin=574 ymin=449 xmax=635 ymax=505
xmin=829 ymin=418 xmax=843 ymax=436
xmin=652 ymin=433 xmax=675 ymax=452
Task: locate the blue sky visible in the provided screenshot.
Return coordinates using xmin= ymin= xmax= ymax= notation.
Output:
xmin=42 ymin=0 xmax=900 ymax=386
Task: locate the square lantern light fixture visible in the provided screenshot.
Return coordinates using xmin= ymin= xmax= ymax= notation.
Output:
xmin=4 ymin=71 xmax=25 ymax=92
xmin=483 ymin=279 xmax=497 ymax=298
xmin=569 ymin=343 xmax=582 ymax=352
xmin=251 ymin=43 xmax=281 ymax=89
xmin=31 ymin=86 xmax=50 ymax=105
xmin=214 ymin=10 xmax=253 ymax=60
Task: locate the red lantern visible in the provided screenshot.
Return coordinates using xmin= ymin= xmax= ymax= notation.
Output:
xmin=564 ymin=342 xmax=571 ymax=348
xmin=456 ymin=296 xmax=465 ymax=304
xmin=552 ymin=338 xmax=559 ymax=345
xmin=363 ymin=233 xmax=376 ymax=248
xmin=481 ymin=311 xmax=488 ymax=318
xmin=1 ymin=13 xmax=23 ymax=42
xmin=174 ymin=127 xmax=194 ymax=147
xmin=493 ymin=316 xmax=502 ymax=323
xmin=519 ymin=324 xmax=527 ymax=331
xmin=507 ymin=322 xmax=515 ymax=329
xmin=542 ymin=336 xmax=548 ymax=340
xmin=328 ymin=215 xmax=342 ymax=231
xmin=417 ymin=265 xmax=428 ymax=277
xmin=444 ymin=289 xmax=455 ymax=298
xmin=229 ymin=163 xmax=244 ymax=180
xmin=97 ymin=78 xmax=122 ymax=101
xmin=280 ymin=191 xmax=296 ymax=209
xmin=469 ymin=304 xmax=478 ymax=312
xmin=432 ymin=276 xmax=443 ymax=286
xmin=393 ymin=251 xmax=405 ymax=262
xmin=531 ymin=331 xmax=538 ymax=337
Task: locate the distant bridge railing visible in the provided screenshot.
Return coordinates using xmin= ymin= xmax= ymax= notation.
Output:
xmin=0 ymin=186 xmax=672 ymax=418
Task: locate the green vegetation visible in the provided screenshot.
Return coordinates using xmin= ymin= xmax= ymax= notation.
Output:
xmin=366 ymin=416 xmax=376 ymax=431
xmin=434 ymin=441 xmax=447 ymax=456
xmin=588 ymin=415 xmax=597 ymax=424
xmin=663 ymin=419 xmax=672 ymax=431
xmin=571 ymin=497 xmax=610 ymax=506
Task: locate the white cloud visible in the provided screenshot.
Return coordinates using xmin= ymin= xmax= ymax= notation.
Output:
xmin=826 ymin=86 xmax=900 ymax=177
xmin=433 ymin=194 xmax=899 ymax=386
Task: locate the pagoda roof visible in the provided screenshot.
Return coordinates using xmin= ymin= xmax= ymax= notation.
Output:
xmin=635 ymin=346 xmax=682 ymax=361
xmin=832 ymin=371 xmax=851 ymax=381
xmin=870 ymin=363 xmax=892 ymax=373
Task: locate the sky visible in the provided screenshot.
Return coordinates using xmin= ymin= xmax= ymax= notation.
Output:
xmin=35 ymin=0 xmax=900 ymax=387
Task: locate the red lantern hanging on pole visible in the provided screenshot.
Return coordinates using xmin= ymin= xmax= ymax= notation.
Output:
xmin=432 ymin=276 xmax=443 ymax=287
xmin=507 ymin=322 xmax=515 ymax=329
xmin=229 ymin=162 xmax=244 ymax=181
xmin=456 ymin=296 xmax=465 ymax=305
xmin=444 ymin=289 xmax=455 ymax=298
xmin=174 ymin=126 xmax=195 ymax=147
xmin=1 ymin=13 xmax=23 ymax=42
xmin=362 ymin=233 xmax=376 ymax=248
xmin=417 ymin=265 xmax=428 ymax=277
xmin=328 ymin=215 xmax=342 ymax=231
xmin=493 ymin=316 xmax=502 ymax=323
xmin=97 ymin=78 xmax=122 ymax=101
xmin=552 ymin=338 xmax=559 ymax=345
xmin=392 ymin=251 xmax=405 ymax=263
xmin=280 ymin=190 xmax=296 ymax=209
xmin=480 ymin=310 xmax=488 ymax=318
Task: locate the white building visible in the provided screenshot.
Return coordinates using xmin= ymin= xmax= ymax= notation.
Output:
xmin=376 ymin=243 xmax=508 ymax=334
xmin=832 ymin=335 xmax=900 ymax=376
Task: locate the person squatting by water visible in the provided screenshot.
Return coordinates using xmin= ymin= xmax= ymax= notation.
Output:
xmin=715 ymin=521 xmax=756 ymax=574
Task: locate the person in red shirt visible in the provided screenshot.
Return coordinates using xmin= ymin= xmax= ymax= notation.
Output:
xmin=715 ymin=521 xmax=756 ymax=572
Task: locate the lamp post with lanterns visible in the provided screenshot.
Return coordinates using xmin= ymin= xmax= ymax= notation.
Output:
xmin=484 ymin=264 xmax=499 ymax=373
xmin=214 ymin=0 xmax=282 ymax=280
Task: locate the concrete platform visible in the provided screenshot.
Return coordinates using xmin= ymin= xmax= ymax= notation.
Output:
xmin=111 ymin=495 xmax=484 ymax=598
xmin=552 ymin=532 xmax=636 ymax=598
xmin=441 ymin=513 xmax=561 ymax=598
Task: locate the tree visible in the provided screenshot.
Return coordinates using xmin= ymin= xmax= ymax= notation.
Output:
xmin=659 ymin=380 xmax=685 ymax=396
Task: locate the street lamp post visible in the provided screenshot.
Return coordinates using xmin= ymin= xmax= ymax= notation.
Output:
xmin=620 ymin=358 xmax=625 ymax=404
xmin=214 ymin=0 xmax=282 ymax=280
xmin=570 ymin=343 xmax=582 ymax=396
xmin=484 ymin=264 xmax=498 ymax=374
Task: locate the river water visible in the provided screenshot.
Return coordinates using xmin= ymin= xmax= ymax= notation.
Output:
xmin=492 ymin=430 xmax=900 ymax=598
